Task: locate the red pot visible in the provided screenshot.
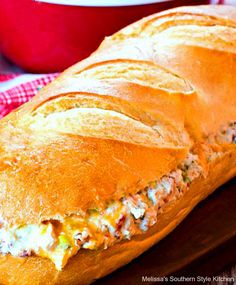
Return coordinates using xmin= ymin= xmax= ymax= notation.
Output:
xmin=0 ymin=0 xmax=210 ymax=73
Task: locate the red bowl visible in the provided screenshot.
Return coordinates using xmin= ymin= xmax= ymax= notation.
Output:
xmin=0 ymin=0 xmax=210 ymax=73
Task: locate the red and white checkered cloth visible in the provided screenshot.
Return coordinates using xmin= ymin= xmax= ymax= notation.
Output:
xmin=0 ymin=73 xmax=58 ymax=118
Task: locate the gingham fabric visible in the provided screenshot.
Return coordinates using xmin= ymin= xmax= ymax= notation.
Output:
xmin=0 ymin=73 xmax=58 ymax=118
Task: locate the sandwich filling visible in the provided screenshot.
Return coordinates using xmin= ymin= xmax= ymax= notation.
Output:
xmin=0 ymin=123 xmax=235 ymax=270
xmin=0 ymin=154 xmax=202 ymax=270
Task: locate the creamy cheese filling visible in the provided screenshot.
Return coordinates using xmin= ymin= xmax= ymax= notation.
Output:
xmin=0 ymin=153 xmax=202 ymax=270
xmin=0 ymin=122 xmax=235 ymax=270
xmin=208 ymin=122 xmax=236 ymax=144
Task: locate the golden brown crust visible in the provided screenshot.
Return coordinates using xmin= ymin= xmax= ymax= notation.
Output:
xmin=0 ymin=128 xmax=187 ymax=225
xmin=0 ymin=146 xmax=235 ymax=285
xmin=0 ymin=4 xmax=236 ymax=284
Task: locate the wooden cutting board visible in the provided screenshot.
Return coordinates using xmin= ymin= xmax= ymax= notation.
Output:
xmin=95 ymin=178 xmax=236 ymax=284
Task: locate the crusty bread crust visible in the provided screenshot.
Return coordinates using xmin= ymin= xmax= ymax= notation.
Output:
xmin=0 ymin=146 xmax=235 ymax=285
xmin=0 ymin=4 xmax=236 ymax=284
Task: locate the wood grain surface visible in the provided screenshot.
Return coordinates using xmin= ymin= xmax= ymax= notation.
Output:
xmin=95 ymin=179 xmax=236 ymax=284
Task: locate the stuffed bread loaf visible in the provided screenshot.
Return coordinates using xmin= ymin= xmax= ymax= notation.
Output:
xmin=0 ymin=4 xmax=236 ymax=285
